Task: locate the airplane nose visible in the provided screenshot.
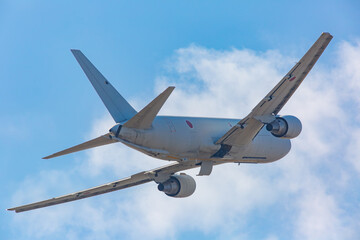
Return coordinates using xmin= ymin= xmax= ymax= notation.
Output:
xmin=109 ymin=124 xmax=122 ymax=137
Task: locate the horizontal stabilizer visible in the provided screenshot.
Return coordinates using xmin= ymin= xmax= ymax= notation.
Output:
xmin=43 ymin=133 xmax=117 ymax=159
xmin=71 ymin=50 xmax=137 ymax=123
xmin=123 ymin=87 xmax=175 ymax=129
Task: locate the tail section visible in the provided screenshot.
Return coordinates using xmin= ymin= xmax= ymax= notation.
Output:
xmin=43 ymin=86 xmax=175 ymax=159
xmin=123 ymin=87 xmax=175 ymax=129
xmin=43 ymin=52 xmax=175 ymax=159
xmin=71 ymin=50 xmax=137 ymax=123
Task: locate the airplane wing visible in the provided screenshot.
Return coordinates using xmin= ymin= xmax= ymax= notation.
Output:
xmin=215 ymin=32 xmax=333 ymax=147
xmin=7 ymin=161 xmax=199 ymax=213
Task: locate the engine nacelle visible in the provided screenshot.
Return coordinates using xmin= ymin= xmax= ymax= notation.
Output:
xmin=266 ymin=115 xmax=302 ymax=139
xmin=158 ymin=174 xmax=196 ymax=198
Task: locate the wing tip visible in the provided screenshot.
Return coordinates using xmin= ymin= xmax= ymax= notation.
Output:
xmin=321 ymin=32 xmax=333 ymax=39
xmin=43 ymin=153 xmax=55 ymax=159
xmin=70 ymin=49 xmax=83 ymax=57
xmin=167 ymin=86 xmax=176 ymax=91
xmin=7 ymin=208 xmax=17 ymax=212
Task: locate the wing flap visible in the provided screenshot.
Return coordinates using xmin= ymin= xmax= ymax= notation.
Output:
xmin=216 ymin=118 xmax=264 ymax=146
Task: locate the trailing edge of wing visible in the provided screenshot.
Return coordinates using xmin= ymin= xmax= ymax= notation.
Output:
xmin=7 ymin=161 xmax=200 ymax=213
xmin=123 ymin=87 xmax=175 ymax=129
xmin=71 ymin=50 xmax=137 ymax=123
xmin=43 ymin=133 xmax=117 ymax=159
xmin=246 ymin=32 xmax=333 ymax=117
xmin=215 ymin=32 xmax=333 ymax=147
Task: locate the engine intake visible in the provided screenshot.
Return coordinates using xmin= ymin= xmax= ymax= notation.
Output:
xmin=158 ymin=174 xmax=196 ymax=198
xmin=266 ymin=115 xmax=302 ymax=139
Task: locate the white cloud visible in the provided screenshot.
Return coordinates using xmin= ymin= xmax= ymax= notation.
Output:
xmin=9 ymin=40 xmax=360 ymax=239
xmin=294 ymin=186 xmax=353 ymax=240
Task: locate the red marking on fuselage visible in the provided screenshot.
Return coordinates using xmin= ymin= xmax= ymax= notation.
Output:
xmin=289 ymin=76 xmax=296 ymax=81
xmin=186 ymin=120 xmax=193 ymax=128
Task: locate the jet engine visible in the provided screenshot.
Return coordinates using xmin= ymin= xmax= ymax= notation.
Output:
xmin=158 ymin=174 xmax=196 ymax=198
xmin=266 ymin=115 xmax=302 ymax=139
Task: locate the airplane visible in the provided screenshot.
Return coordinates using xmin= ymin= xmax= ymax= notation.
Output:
xmin=8 ymin=32 xmax=333 ymax=213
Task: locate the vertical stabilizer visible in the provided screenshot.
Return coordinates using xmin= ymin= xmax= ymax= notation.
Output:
xmin=71 ymin=50 xmax=137 ymax=123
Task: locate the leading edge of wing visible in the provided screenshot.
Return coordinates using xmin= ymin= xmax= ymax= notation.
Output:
xmin=7 ymin=161 xmax=198 ymax=213
xmin=248 ymin=32 xmax=333 ymax=117
xmin=215 ymin=32 xmax=333 ymax=147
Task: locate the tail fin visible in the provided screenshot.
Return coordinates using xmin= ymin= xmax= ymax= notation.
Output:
xmin=71 ymin=50 xmax=137 ymax=123
xmin=123 ymin=87 xmax=175 ymax=129
xmin=43 ymin=133 xmax=116 ymax=159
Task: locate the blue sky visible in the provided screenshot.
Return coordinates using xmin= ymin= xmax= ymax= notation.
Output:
xmin=2 ymin=1 xmax=360 ymax=239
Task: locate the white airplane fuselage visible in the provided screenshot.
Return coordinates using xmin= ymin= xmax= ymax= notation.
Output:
xmin=114 ymin=116 xmax=291 ymax=163
xmin=8 ymin=33 xmax=333 ymax=213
